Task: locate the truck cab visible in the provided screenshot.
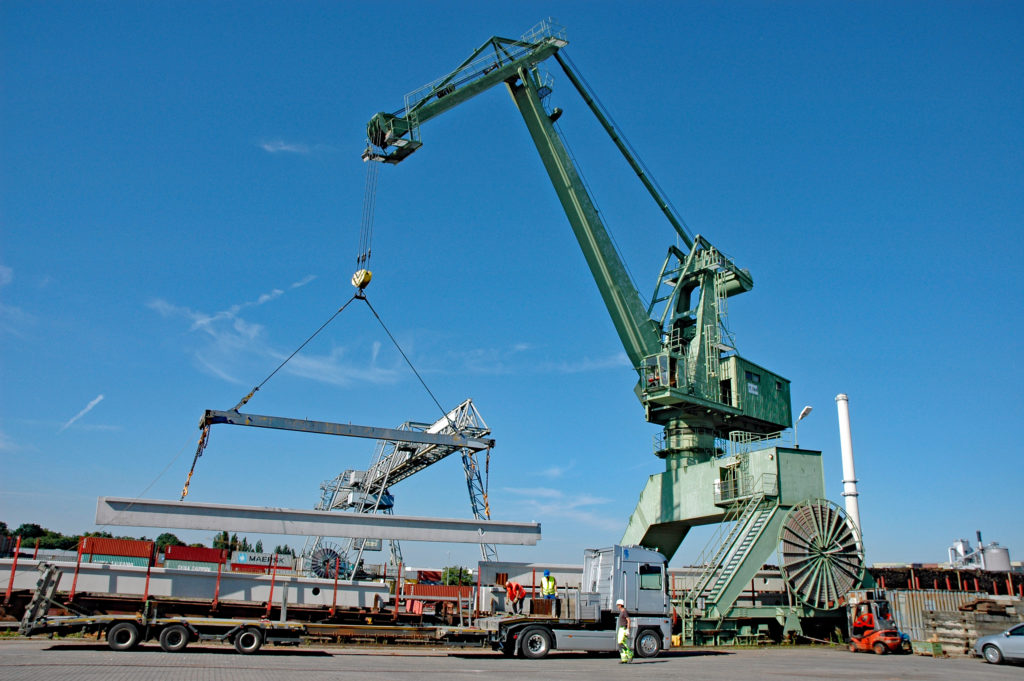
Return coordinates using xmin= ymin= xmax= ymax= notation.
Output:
xmin=482 ymin=545 xmax=672 ymax=659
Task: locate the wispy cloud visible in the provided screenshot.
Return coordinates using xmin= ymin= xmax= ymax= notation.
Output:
xmin=59 ymin=394 xmax=105 ymax=432
xmin=538 ymin=352 xmax=630 ymax=374
xmin=260 ymin=140 xmax=310 ymax=154
xmin=149 ymin=276 xmax=400 ymax=388
xmin=504 ymin=487 xmax=564 ymax=499
xmin=0 ymin=301 xmax=33 ymax=337
xmin=538 ymin=462 xmax=574 ymax=479
xmin=273 ymin=345 xmax=401 ymax=386
xmin=503 ymin=487 xmax=619 ymax=531
xmin=76 ymin=424 xmax=123 ymax=432
xmin=443 ymin=343 xmax=626 ymax=377
xmin=0 ymin=264 xmax=35 ymax=337
xmin=0 ymin=430 xmax=16 ymax=453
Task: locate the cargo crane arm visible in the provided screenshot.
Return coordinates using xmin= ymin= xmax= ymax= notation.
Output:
xmin=366 ymin=21 xmax=792 ymax=463
xmin=365 ymin=27 xmax=661 ymax=369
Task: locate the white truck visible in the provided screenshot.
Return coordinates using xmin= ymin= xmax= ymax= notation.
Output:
xmin=481 ymin=545 xmax=672 ymax=659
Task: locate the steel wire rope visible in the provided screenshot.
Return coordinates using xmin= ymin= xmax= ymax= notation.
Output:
xmin=230 ymin=294 xmax=361 ymax=411
xmin=178 ymin=294 xmax=361 ymax=499
xmin=359 ymin=295 xmax=455 ymax=430
xmin=357 ymin=160 xmax=380 ymax=270
xmin=96 ymin=434 xmax=195 ymax=532
xmin=553 ymin=116 xmax=644 ymax=297
xmin=559 ymin=51 xmax=694 ymax=243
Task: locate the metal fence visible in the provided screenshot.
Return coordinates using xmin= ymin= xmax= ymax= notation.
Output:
xmin=886 ymin=589 xmax=987 ymax=641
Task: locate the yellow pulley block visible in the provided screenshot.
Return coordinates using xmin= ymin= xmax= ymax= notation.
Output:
xmin=351 ymin=268 xmax=373 ymax=290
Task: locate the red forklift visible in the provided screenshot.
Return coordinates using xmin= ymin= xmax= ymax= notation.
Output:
xmin=846 ymin=589 xmax=907 ymax=654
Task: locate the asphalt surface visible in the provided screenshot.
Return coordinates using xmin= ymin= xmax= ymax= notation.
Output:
xmin=1 ymin=638 xmax=1021 ymax=681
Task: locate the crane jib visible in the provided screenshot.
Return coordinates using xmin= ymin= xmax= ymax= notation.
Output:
xmin=363 ymin=23 xmax=794 ymax=461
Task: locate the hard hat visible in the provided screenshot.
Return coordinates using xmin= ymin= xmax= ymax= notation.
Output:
xmin=616 ymin=599 xmax=625 ymax=606
xmin=544 ymin=570 xmax=550 ymax=576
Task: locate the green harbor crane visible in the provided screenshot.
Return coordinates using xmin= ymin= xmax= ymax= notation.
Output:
xmin=365 ymin=20 xmax=864 ymax=643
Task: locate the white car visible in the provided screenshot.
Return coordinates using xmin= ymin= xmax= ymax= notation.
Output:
xmin=974 ymin=622 xmax=1024 ymax=665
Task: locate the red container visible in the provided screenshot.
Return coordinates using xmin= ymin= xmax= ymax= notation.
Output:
xmin=82 ymin=537 xmax=154 ymax=559
xmin=165 ymin=546 xmax=226 ymax=563
xmin=230 ymin=563 xmax=292 ymax=574
xmin=404 ymin=584 xmax=474 ymax=599
xmin=231 ymin=564 xmax=269 ymax=574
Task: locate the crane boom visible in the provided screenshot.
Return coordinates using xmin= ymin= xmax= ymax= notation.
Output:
xmin=364 ymin=20 xmax=792 ymax=465
xmin=365 ymin=27 xmax=659 ymax=367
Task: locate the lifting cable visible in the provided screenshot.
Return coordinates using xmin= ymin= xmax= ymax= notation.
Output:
xmin=360 ymin=295 xmax=455 ymax=430
xmin=351 ymin=159 xmax=379 ymax=290
xmin=180 ymin=295 xmax=360 ymax=499
xmin=181 ymin=155 xmax=458 ymax=499
xmin=180 ymin=292 xmax=456 ymax=499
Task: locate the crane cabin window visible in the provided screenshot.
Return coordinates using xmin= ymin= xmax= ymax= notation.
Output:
xmin=639 ymin=564 xmax=663 ymax=590
xmin=745 ymin=370 xmax=760 ymax=396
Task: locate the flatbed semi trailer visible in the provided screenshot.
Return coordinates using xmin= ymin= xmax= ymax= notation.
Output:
xmin=16 ymin=546 xmax=672 ymax=659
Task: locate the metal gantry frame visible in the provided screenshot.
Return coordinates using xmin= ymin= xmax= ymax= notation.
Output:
xmin=298 ymin=399 xmax=498 ymax=577
xmin=197 ymin=399 xmax=498 ymax=578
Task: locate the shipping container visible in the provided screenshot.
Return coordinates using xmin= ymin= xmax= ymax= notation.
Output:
xmin=164 ymin=546 xmax=226 ymax=563
xmin=82 ymin=537 xmax=154 ymax=559
xmin=163 ymin=559 xmax=220 ymax=572
xmin=85 ymin=554 xmax=150 ymax=568
xmin=230 ymin=564 xmax=271 ymax=574
xmin=404 ymin=584 xmax=475 ymax=599
xmin=231 ymin=551 xmax=294 ymax=569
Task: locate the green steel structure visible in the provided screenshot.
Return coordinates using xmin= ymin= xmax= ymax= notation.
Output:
xmin=365 ymin=20 xmax=864 ymax=642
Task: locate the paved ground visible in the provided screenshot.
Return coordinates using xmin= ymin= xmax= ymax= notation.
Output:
xmin=1 ymin=638 xmax=1021 ymax=681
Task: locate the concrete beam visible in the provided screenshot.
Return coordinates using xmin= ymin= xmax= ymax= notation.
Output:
xmin=96 ymin=497 xmax=541 ymax=545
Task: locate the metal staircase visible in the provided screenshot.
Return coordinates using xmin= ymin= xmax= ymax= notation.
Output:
xmin=683 ymin=492 xmax=767 ymax=613
xmin=704 ymin=502 xmax=774 ymax=604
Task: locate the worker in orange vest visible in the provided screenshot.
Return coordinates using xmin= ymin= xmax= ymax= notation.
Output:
xmin=505 ymin=580 xmax=526 ymax=614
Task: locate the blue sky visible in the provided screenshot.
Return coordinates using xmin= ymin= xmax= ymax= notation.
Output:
xmin=2 ymin=1 xmax=1022 ymax=569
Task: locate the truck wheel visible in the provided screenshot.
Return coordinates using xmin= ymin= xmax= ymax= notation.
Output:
xmin=159 ymin=624 xmax=190 ymax=653
xmin=234 ymin=627 xmax=263 ymax=655
xmin=983 ymin=644 xmax=1003 ymax=664
xmin=107 ymin=622 xmax=141 ymax=651
xmin=873 ymin=641 xmax=887 ymax=655
xmin=848 ymin=642 xmax=858 ymax=653
xmin=519 ymin=627 xmax=552 ymax=659
xmin=635 ymin=629 xmax=662 ymax=658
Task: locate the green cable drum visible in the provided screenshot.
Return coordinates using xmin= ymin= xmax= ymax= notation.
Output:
xmin=778 ymin=499 xmax=865 ymax=610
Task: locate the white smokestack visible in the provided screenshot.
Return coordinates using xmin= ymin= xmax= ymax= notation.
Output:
xmin=835 ymin=393 xmax=862 ymax=536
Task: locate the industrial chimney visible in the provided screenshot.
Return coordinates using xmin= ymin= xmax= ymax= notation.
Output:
xmin=835 ymin=394 xmax=862 ymax=536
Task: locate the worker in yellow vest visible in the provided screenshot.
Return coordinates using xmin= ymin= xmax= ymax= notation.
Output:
xmin=541 ymin=570 xmax=556 ymax=598
xmin=541 ymin=570 xmax=558 ymax=616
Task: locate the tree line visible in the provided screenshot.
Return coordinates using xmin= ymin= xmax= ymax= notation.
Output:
xmin=1 ymin=522 xmax=293 ymax=555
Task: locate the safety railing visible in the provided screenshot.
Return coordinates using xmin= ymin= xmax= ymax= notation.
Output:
xmin=714 ymin=473 xmax=778 ymax=506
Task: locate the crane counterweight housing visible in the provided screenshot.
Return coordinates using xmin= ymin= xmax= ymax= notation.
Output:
xmin=365 ymin=18 xmax=863 ymax=643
